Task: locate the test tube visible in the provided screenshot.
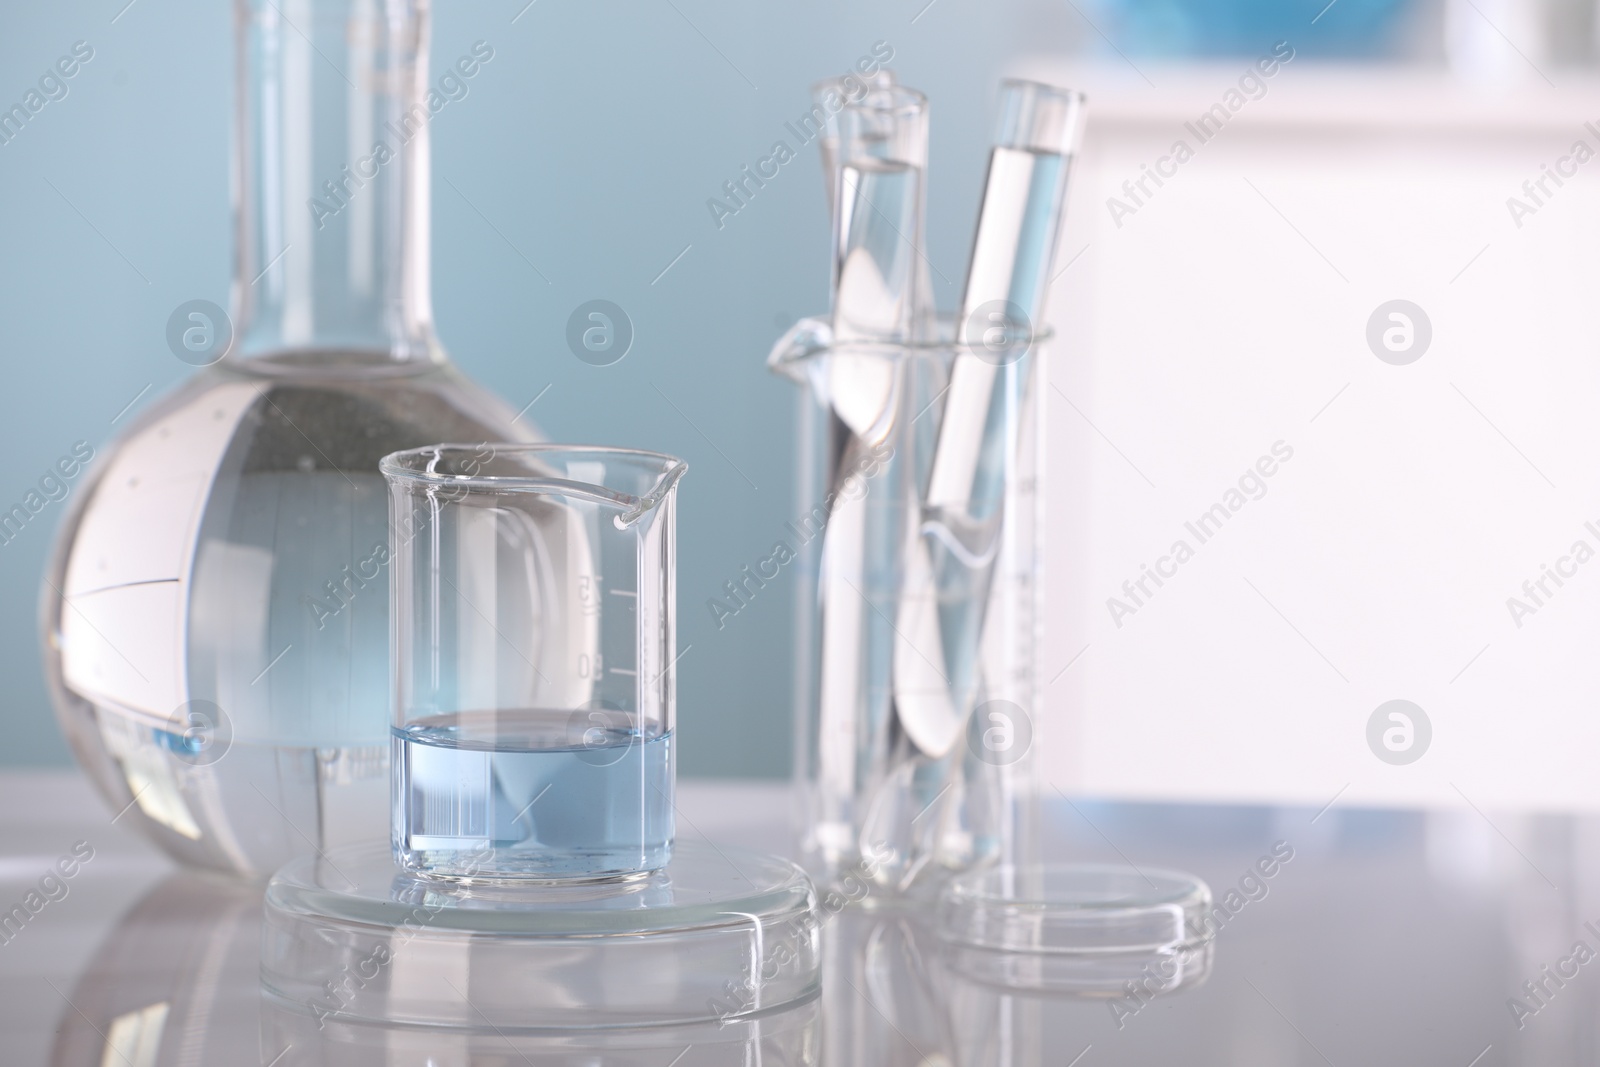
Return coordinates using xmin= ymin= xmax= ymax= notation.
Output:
xmin=831 ymin=85 xmax=930 ymax=344
xmin=935 ymin=79 xmax=1085 ymax=512
xmin=897 ymin=80 xmax=1083 ymax=873
xmin=810 ymin=86 xmax=935 ymax=889
xmin=381 ymin=445 xmax=685 ymax=880
xmin=812 ymin=68 xmax=897 ymax=223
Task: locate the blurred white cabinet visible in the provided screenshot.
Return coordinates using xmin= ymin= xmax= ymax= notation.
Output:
xmin=1029 ymin=64 xmax=1600 ymax=810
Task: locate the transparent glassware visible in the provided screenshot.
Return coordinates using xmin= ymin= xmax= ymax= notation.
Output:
xmin=39 ymin=0 xmax=534 ymax=876
xmin=262 ymin=993 xmax=822 ymax=1065
xmin=382 ymin=445 xmax=684 ymax=880
xmin=771 ymin=320 xmax=1044 ymax=898
xmin=811 ymin=68 xmax=899 ymax=240
xmin=832 ymin=84 xmax=930 ymax=345
xmin=261 ymin=840 xmax=821 ymax=1034
xmin=936 ymin=867 xmax=1211 ymax=1067
xmin=773 ymin=82 xmax=1081 ymax=900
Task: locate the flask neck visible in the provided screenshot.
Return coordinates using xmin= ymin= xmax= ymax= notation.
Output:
xmin=231 ymin=0 xmax=438 ymax=365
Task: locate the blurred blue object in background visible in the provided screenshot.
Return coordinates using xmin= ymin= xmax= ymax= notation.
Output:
xmin=1089 ymin=0 xmax=1415 ymax=56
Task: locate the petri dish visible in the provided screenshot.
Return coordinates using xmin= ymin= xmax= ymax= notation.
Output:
xmin=936 ymin=863 xmax=1214 ymax=994
xmin=264 ymin=992 xmax=822 ymax=1065
xmin=262 ymin=840 xmax=821 ymax=1031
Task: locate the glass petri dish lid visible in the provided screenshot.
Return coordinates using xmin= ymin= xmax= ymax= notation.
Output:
xmin=937 ymin=863 xmax=1214 ymax=994
xmin=262 ymin=840 xmax=820 ymax=1031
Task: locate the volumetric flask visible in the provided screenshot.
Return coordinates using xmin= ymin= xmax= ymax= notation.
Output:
xmin=381 ymin=445 xmax=685 ymax=880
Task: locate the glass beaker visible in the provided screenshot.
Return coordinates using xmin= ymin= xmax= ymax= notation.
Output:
xmin=770 ymin=317 xmax=1045 ymax=898
xmin=381 ymin=445 xmax=685 ymax=880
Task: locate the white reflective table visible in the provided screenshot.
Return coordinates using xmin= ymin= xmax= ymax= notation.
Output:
xmin=2 ymin=771 xmax=1594 ymax=1065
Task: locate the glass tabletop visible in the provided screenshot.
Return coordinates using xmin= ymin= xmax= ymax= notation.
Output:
xmin=2 ymin=771 xmax=1592 ymax=1065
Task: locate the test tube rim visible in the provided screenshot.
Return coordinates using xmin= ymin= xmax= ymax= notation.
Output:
xmin=993 ymin=79 xmax=1088 ymax=155
xmin=996 ymin=78 xmax=1087 ymax=107
xmin=840 ymin=83 xmax=927 ymax=118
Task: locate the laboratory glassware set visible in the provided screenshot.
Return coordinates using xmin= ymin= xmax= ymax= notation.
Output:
xmin=773 ymin=74 xmax=1082 ymax=900
xmin=38 ymin=0 xmax=1215 ymax=1056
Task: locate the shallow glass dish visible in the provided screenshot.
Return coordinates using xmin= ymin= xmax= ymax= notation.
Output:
xmin=937 ymin=862 xmax=1213 ymax=994
xmin=262 ymin=840 xmax=821 ymax=1030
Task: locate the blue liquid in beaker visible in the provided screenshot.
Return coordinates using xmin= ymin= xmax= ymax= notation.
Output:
xmin=393 ymin=709 xmax=673 ymax=879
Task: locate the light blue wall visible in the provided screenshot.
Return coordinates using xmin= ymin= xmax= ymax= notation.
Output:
xmin=0 ymin=0 xmax=1085 ymax=775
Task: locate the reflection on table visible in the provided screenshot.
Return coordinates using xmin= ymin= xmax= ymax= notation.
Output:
xmin=37 ymin=795 xmax=1600 ymax=1066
